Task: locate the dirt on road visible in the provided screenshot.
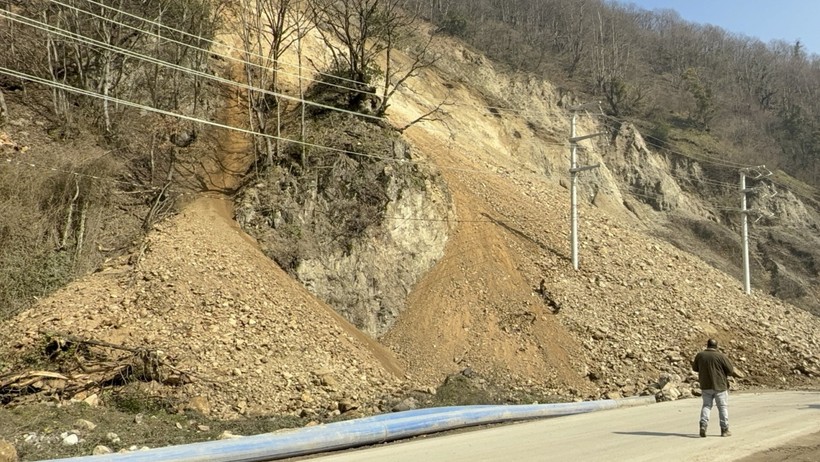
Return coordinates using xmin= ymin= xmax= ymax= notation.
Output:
xmin=739 ymin=431 xmax=820 ymax=462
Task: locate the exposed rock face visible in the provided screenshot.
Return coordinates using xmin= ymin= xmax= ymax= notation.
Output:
xmin=578 ymin=123 xmax=820 ymax=317
xmin=236 ymin=118 xmax=453 ymax=337
xmin=293 ymin=175 xmax=452 ymax=336
xmin=600 ymin=123 xmax=685 ymax=212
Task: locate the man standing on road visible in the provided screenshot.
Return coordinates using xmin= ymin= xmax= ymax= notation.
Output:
xmin=693 ymin=338 xmax=735 ymax=437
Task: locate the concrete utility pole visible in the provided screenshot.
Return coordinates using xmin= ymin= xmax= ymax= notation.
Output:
xmin=739 ymin=165 xmax=773 ymax=295
xmin=568 ymin=102 xmax=605 ymax=271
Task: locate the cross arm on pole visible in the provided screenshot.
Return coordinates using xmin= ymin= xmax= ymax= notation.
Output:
xmin=570 ymin=164 xmax=601 ymax=173
xmin=742 ymin=165 xmax=773 ymax=179
xmin=569 ymin=101 xmax=603 ymax=112
xmin=570 ymin=132 xmax=608 ymax=143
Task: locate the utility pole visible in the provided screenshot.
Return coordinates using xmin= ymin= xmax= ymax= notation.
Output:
xmin=739 ymin=165 xmax=773 ymax=295
xmin=568 ymin=102 xmax=605 ymax=270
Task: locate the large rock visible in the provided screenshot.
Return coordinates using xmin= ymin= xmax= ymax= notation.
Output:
xmin=236 ymin=135 xmax=453 ymax=336
xmin=185 ymin=396 xmax=211 ymax=416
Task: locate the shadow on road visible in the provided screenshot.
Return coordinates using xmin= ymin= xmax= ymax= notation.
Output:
xmin=613 ymin=431 xmax=699 ymax=439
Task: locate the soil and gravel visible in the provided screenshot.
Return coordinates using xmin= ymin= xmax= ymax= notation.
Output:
xmin=0 ymin=16 xmax=818 ymax=462
xmin=738 ymin=431 xmax=820 ymax=462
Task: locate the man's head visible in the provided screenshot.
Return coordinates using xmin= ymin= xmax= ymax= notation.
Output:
xmin=707 ymin=338 xmax=718 ymax=349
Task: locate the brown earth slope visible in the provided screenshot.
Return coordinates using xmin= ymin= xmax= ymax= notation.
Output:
xmin=1 ymin=18 xmax=818 ymax=427
xmin=0 ymin=193 xmax=405 ymax=419
xmin=0 ymin=32 xmax=405 ymax=420
xmin=382 ymin=34 xmax=820 ymax=397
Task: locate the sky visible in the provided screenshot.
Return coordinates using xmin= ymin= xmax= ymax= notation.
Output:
xmin=620 ymin=0 xmax=820 ymax=55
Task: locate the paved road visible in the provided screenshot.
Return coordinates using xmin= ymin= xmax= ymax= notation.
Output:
xmin=303 ymin=391 xmax=819 ymax=461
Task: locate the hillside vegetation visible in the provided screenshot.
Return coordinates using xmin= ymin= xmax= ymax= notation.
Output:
xmin=0 ymin=1 xmax=818 ymax=460
xmin=411 ymin=0 xmax=819 ymax=188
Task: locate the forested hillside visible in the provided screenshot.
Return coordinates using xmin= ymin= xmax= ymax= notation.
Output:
xmin=409 ymin=0 xmax=819 ymax=187
xmin=0 ymin=0 xmax=222 ymax=318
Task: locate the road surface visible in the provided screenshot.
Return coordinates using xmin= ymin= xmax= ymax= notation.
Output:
xmin=301 ymin=391 xmax=819 ymax=461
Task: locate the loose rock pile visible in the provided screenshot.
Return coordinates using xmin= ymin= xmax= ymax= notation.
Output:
xmin=0 ymin=197 xmax=406 ymax=419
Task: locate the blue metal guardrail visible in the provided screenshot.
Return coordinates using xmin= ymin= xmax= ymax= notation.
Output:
xmin=44 ymin=396 xmax=656 ymax=462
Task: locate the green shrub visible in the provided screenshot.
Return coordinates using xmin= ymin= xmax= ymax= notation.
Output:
xmin=438 ymin=16 xmax=469 ymax=38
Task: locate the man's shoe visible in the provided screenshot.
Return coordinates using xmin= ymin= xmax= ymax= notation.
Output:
xmin=699 ymin=426 xmax=707 ymax=438
xmin=721 ymin=429 xmax=732 ymax=437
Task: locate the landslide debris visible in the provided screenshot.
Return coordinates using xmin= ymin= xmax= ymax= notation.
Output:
xmin=0 ymin=197 xmax=404 ymax=419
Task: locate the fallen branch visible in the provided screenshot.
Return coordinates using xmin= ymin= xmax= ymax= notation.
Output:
xmin=1 ymin=332 xmax=192 ymax=405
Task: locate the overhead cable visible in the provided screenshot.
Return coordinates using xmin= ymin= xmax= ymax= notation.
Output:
xmin=73 ymin=0 xmax=371 ymax=89
xmin=47 ymin=0 xmax=568 ymax=121
xmin=0 ymin=9 xmax=386 ymax=123
xmin=598 ymin=112 xmax=757 ymax=169
xmin=0 ymin=66 xmax=549 ymax=178
xmin=47 ymin=0 xmax=382 ymax=99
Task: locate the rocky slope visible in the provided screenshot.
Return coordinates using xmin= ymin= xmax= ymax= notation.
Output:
xmin=1 ymin=196 xmax=405 ymax=419
xmin=1 ymin=16 xmax=818 ymax=429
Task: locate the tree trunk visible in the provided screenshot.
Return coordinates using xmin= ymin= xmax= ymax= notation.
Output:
xmin=60 ymin=179 xmax=81 ymax=250
xmin=101 ymin=54 xmax=112 ymax=132
xmin=76 ymin=199 xmax=87 ymax=260
xmin=297 ymin=32 xmax=307 ymax=168
xmin=0 ymin=88 xmax=7 ymax=127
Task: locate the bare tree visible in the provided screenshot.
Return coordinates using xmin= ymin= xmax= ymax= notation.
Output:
xmin=289 ymin=2 xmax=316 ymax=167
xmin=0 ymin=88 xmax=8 ymax=126
xmin=592 ymin=10 xmax=631 ymax=116
xmin=236 ymin=0 xmax=301 ymax=164
xmin=378 ymin=1 xmax=437 ymax=116
xmin=309 ymin=0 xmax=435 ymax=116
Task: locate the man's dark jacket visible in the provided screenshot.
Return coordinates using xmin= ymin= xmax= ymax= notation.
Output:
xmin=693 ymin=348 xmax=734 ymax=391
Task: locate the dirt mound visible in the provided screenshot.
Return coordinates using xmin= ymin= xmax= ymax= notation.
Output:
xmin=0 ymin=196 xmax=403 ymax=419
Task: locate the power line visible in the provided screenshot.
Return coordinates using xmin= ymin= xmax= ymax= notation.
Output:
xmin=620 ymin=186 xmax=737 ymax=212
xmin=5 ymin=12 xmax=786 ymax=204
xmin=46 ymin=0 xmax=575 ymax=123
xmin=665 ymin=172 xmax=737 ymax=189
xmin=0 ymin=65 xmax=385 ymax=158
xmin=2 ymin=155 xmax=160 ymax=191
xmin=2 ymin=153 xmax=555 ymax=226
xmin=0 ymin=9 xmax=386 ymax=123
xmin=0 ymin=91 xmax=772 ymax=230
xmin=46 ymin=0 xmax=382 ymax=100
xmin=1 ymin=66 xmax=549 ymax=180
xmin=26 ymin=0 xmax=801 ymax=182
xmin=598 ymin=112 xmax=757 ymax=170
xmin=592 ymin=114 xmax=808 ymax=205
xmin=598 ymin=114 xmax=807 ymax=200
xmin=38 ymin=0 xmax=596 ymax=128
xmin=72 ymin=0 xmax=374 ymax=91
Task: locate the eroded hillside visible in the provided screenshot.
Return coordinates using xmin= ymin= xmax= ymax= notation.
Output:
xmin=381 ymin=33 xmax=820 ymax=396
xmin=1 ymin=5 xmax=818 ymax=434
